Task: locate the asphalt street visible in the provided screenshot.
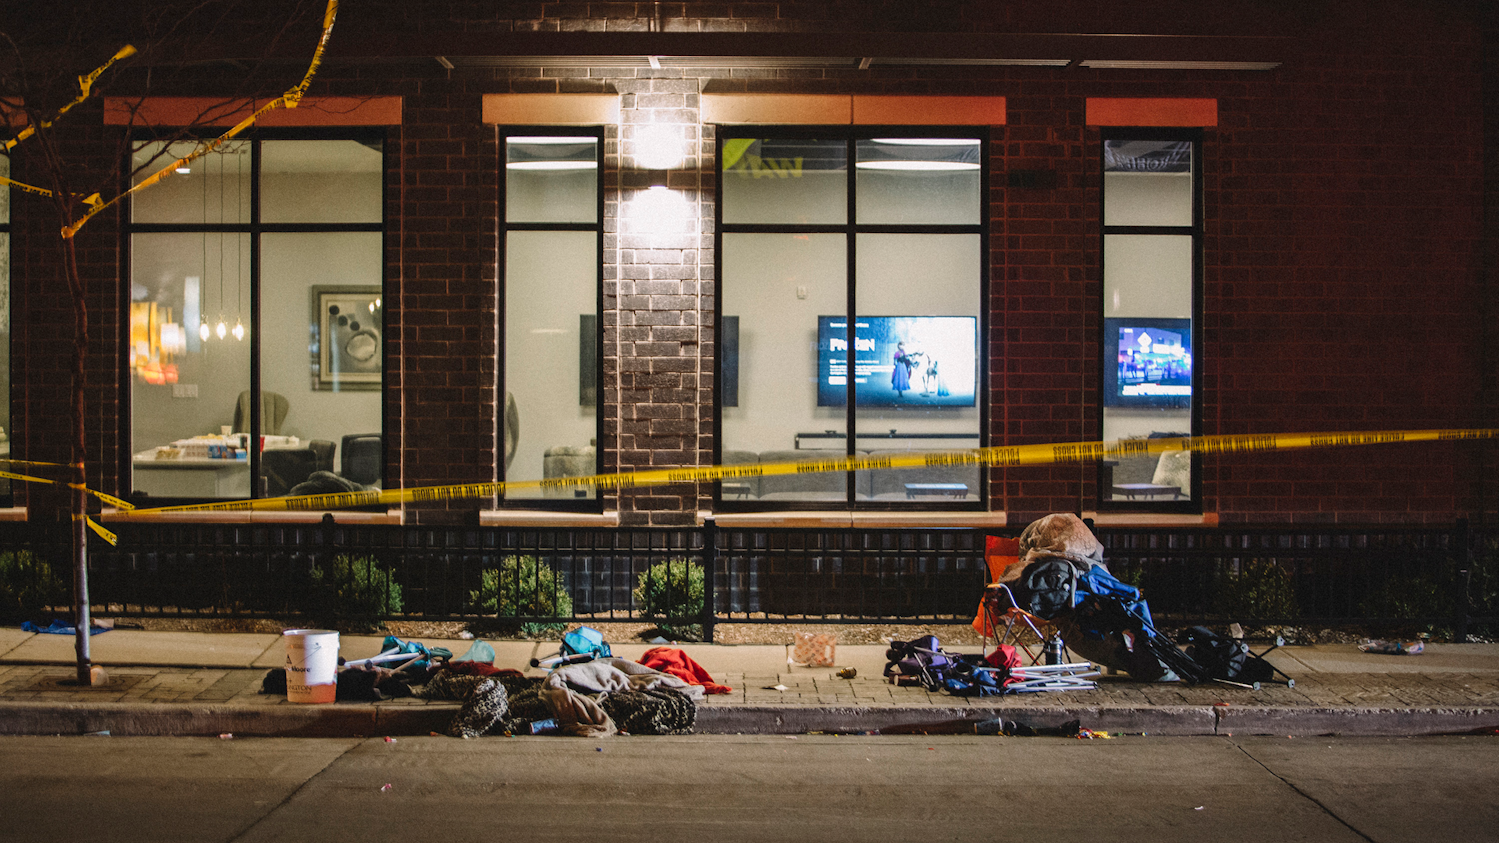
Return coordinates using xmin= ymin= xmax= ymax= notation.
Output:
xmin=1 ymin=734 xmax=1495 ymax=842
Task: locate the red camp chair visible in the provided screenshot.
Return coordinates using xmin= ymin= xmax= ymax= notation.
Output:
xmin=973 ymin=535 xmax=1072 ymax=666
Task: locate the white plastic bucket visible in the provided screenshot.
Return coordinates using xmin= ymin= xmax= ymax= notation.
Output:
xmin=283 ymin=629 xmax=339 ymax=703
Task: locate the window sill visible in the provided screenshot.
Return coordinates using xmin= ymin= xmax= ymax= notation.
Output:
xmin=479 ymin=510 xmax=621 ymax=527
xmin=1081 ymin=511 xmax=1218 ymax=527
xmin=709 ymin=510 xmax=1007 ymax=529
xmin=101 ymin=508 xmax=402 ymax=525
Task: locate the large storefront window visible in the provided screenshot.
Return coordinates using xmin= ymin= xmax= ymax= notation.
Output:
xmin=127 ymin=134 xmax=384 ymax=501
xmin=500 ymin=132 xmax=602 ymax=504
xmin=718 ymin=132 xmax=985 ymax=508
xmin=1099 ymin=132 xmax=1202 ymax=509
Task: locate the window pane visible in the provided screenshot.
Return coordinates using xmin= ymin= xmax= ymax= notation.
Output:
xmin=130 ymin=232 xmax=252 ymax=499
xmin=723 ymin=232 xmax=848 ymax=501
xmin=262 ymin=139 xmax=382 ymax=224
xmin=856 ymin=139 xmax=981 ymax=225
xmin=722 ymin=139 xmax=846 ymax=225
xmin=1103 ymin=234 xmax=1192 ymax=318
xmin=854 ymin=234 xmax=982 ymax=501
xmin=506 ymin=136 xmax=598 ymax=224
xmin=505 ymin=231 xmax=597 ymax=500
xmin=131 ymin=140 xmax=250 ymax=225
xmin=1102 ymin=234 xmax=1193 ymax=503
xmin=1104 ymin=140 xmax=1193 ymax=227
xmin=262 ymin=232 xmax=384 ymax=492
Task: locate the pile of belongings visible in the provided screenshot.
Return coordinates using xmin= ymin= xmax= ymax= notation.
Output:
xmin=882 ymin=636 xmax=1098 ymax=696
xmin=991 ymin=513 xmax=1279 ymax=685
xmin=262 ymin=628 xmax=733 ymax=738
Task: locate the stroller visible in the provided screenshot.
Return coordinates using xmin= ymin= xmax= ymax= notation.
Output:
xmin=884 ymin=635 xmax=1097 ymax=697
xmin=529 ymin=626 xmax=613 ymax=669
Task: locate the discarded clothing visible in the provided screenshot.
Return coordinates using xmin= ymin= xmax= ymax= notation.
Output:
xmin=543 ymin=658 xmax=705 ymax=701
xmin=335 ymin=665 xmax=415 ymax=702
xmin=600 ymin=687 xmax=696 ymax=735
xmin=1013 ymin=513 xmax=1107 ymax=576
xmin=638 ymin=647 xmax=732 ymax=694
xmin=542 ymin=687 xmax=616 ymax=737
xmin=21 ymin=620 xmax=109 ymax=636
xmin=416 ymin=671 xmax=511 ymax=738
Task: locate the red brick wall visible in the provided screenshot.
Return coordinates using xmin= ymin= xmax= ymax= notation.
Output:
xmin=5 ymin=0 xmax=1491 ymax=527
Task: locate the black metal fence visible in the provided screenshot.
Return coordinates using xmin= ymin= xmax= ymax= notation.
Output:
xmin=0 ymin=517 xmax=1494 ymax=641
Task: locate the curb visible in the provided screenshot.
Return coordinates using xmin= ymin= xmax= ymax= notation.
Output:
xmin=4 ymin=700 xmax=1497 ymax=738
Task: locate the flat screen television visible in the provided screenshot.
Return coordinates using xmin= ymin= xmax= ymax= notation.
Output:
xmin=817 ymin=315 xmax=977 ymax=407
xmin=1103 ymin=317 xmax=1192 ymax=408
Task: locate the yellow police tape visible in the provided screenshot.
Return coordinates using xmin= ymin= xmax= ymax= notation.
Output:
xmin=108 ymin=427 xmax=1496 ymax=520
xmin=60 ymin=0 xmax=340 ymax=238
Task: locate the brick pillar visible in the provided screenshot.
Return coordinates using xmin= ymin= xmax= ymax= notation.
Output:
xmin=611 ymin=75 xmax=708 ymax=526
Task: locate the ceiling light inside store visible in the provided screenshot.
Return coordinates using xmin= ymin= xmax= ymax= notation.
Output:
xmin=507 ymin=136 xmax=597 ymax=170
xmin=869 ymin=138 xmax=981 ymax=146
xmin=855 ymin=160 xmax=980 ymax=171
xmin=505 ymin=160 xmax=597 ymax=170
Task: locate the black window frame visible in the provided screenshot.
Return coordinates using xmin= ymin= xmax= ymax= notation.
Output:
xmin=1097 ymin=127 xmax=1204 ymax=514
xmin=714 ymin=125 xmax=990 ymax=512
xmin=120 ymin=127 xmax=388 ymax=506
xmin=495 ymin=126 xmax=606 ymax=512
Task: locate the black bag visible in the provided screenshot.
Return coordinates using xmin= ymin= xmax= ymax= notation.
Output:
xmin=1010 ymin=557 xmax=1078 ymax=620
xmin=1178 ymin=626 xmax=1274 ymax=684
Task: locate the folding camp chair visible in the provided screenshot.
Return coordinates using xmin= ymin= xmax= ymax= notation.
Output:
xmin=979 ymin=582 xmax=1075 ymax=666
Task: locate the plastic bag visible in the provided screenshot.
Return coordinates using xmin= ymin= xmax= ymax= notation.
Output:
xmin=1358 ymin=639 xmax=1424 ymax=655
xmin=792 ymin=631 xmax=837 ymax=667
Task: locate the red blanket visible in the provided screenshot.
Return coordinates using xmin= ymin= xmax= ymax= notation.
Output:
xmin=639 ymin=647 xmax=733 ymax=694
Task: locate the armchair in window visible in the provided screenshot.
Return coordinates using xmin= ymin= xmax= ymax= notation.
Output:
xmin=260 ymin=439 xmax=336 ymax=497
xmin=341 ymin=433 xmax=382 ymax=487
xmin=232 ymin=390 xmax=290 ymax=435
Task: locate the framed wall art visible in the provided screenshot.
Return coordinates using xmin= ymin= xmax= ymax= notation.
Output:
xmin=311 ymin=285 xmax=382 ymax=390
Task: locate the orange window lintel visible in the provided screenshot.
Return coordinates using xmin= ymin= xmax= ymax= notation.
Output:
xmin=1085 ymin=98 xmax=1216 ymax=127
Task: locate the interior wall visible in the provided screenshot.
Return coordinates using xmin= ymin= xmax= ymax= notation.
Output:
xmin=260 ymin=231 xmax=383 ymax=446
xmin=721 ymin=175 xmax=982 ymax=457
xmin=504 ymin=230 xmax=598 ymax=487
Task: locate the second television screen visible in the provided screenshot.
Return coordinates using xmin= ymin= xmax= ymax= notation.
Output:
xmin=817 ymin=315 xmax=977 ymax=407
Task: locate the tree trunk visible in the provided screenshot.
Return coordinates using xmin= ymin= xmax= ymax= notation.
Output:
xmin=61 ymin=232 xmax=92 ymax=685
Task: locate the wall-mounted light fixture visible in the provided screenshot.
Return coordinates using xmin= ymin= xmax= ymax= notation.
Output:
xmin=633 ymin=123 xmax=684 ymax=171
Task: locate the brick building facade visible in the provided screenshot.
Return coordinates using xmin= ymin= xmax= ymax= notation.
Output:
xmin=4 ymin=0 xmax=1495 ymax=533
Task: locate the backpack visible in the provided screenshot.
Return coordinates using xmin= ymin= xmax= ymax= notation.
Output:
xmin=1009 ymin=556 xmax=1079 ymax=619
xmin=1177 ymin=626 xmax=1273 ymax=684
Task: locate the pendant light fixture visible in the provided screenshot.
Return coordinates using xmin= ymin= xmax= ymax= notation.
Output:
xmin=199 ymin=156 xmax=210 ymax=342
xmin=214 ymin=147 xmax=228 ymax=341
xmin=232 ymin=145 xmax=246 ymax=341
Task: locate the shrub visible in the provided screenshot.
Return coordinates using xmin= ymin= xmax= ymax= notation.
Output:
xmin=634 ymin=558 xmax=705 ymax=640
xmin=306 ymin=554 xmax=402 ymax=628
xmin=1214 ymin=559 xmax=1299 ymax=622
xmin=469 ymin=555 xmax=573 ymax=634
xmin=0 ymin=550 xmax=68 ymax=622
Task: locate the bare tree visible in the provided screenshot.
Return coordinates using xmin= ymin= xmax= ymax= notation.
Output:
xmin=0 ymin=0 xmax=338 ymax=684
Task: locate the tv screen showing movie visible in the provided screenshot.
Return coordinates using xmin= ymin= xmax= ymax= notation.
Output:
xmin=817 ymin=315 xmax=978 ymax=407
xmin=1103 ymin=317 xmax=1192 ymax=408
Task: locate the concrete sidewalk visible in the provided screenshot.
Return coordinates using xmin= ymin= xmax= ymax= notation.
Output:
xmin=1 ymin=628 xmax=1496 ymax=738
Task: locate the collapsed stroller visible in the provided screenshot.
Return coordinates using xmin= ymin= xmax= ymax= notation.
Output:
xmin=883 ymin=635 xmax=1097 ymax=696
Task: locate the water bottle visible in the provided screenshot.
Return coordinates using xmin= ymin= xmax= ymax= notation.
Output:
xmin=1044 ymin=637 xmax=1065 ymax=665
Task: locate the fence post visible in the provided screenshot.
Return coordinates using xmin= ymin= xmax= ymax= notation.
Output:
xmin=701 ymin=517 xmax=717 ymax=643
xmin=1455 ymin=518 xmax=1471 ymax=643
